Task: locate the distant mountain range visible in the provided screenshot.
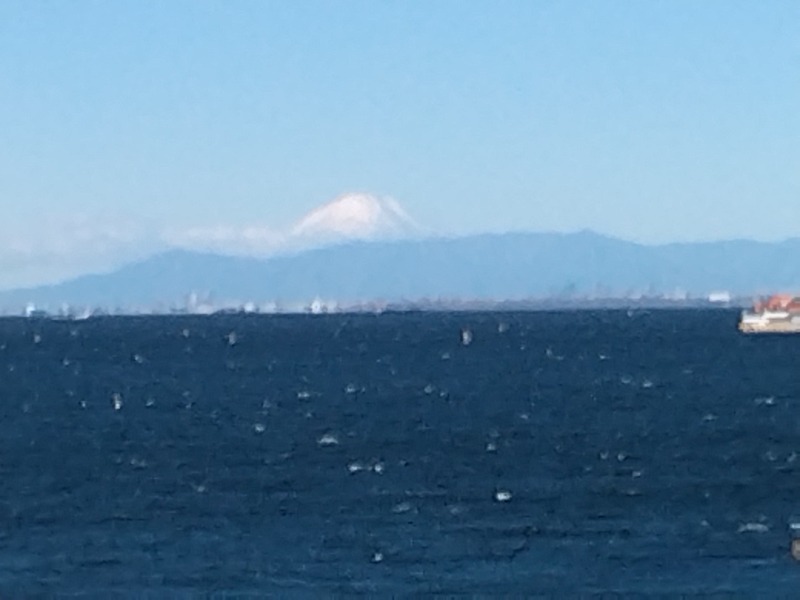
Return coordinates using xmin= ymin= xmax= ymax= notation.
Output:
xmin=2 ymin=230 xmax=799 ymax=312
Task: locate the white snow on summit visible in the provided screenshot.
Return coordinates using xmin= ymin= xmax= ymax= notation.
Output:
xmin=291 ymin=193 xmax=419 ymax=241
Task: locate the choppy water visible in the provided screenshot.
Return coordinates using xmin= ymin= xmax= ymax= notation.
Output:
xmin=2 ymin=310 xmax=800 ymax=595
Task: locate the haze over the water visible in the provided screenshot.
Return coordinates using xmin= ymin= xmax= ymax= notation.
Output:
xmin=0 ymin=1 xmax=797 ymax=288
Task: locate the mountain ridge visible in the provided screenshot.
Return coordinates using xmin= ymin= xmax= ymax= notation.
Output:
xmin=2 ymin=230 xmax=799 ymax=312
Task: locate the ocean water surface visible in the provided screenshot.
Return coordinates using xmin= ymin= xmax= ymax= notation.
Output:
xmin=1 ymin=309 xmax=800 ymax=594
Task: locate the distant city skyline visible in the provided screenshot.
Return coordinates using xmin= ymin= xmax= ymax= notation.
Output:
xmin=0 ymin=1 xmax=797 ymax=288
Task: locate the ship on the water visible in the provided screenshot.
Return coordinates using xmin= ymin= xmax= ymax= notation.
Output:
xmin=738 ymin=294 xmax=800 ymax=333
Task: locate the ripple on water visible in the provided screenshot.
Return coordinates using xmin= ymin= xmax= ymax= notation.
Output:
xmin=495 ymin=490 xmax=513 ymax=502
xmin=317 ymin=433 xmax=339 ymax=446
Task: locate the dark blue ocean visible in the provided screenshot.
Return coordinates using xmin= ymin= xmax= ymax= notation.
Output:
xmin=2 ymin=309 xmax=800 ymax=595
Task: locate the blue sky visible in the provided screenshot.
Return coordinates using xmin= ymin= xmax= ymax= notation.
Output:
xmin=0 ymin=1 xmax=798 ymax=286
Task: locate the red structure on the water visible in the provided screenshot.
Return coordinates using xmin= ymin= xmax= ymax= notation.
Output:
xmin=753 ymin=294 xmax=800 ymax=313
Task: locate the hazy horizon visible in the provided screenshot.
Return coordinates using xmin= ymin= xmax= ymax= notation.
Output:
xmin=4 ymin=198 xmax=800 ymax=293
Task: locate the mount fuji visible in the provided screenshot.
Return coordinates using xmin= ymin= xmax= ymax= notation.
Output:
xmin=162 ymin=193 xmax=422 ymax=257
xmin=290 ymin=193 xmax=420 ymax=243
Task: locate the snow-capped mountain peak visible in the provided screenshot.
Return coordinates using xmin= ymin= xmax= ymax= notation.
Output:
xmin=291 ymin=193 xmax=418 ymax=241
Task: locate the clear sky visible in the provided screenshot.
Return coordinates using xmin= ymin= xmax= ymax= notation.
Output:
xmin=0 ymin=1 xmax=798 ymax=287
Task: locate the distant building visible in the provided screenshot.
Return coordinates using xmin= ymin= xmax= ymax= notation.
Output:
xmin=308 ymin=297 xmax=338 ymax=314
xmin=24 ymin=303 xmax=48 ymax=318
xmin=708 ymin=291 xmax=731 ymax=303
xmin=664 ymin=288 xmax=688 ymax=301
